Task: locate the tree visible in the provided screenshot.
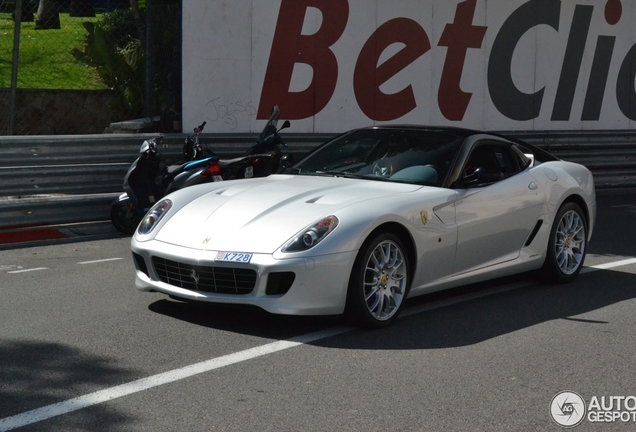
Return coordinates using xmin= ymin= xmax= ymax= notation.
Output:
xmin=69 ymin=0 xmax=96 ymax=18
xmin=35 ymin=0 xmax=60 ymax=30
xmin=129 ymin=0 xmax=145 ymax=44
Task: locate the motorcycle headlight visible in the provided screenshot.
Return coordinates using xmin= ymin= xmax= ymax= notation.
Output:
xmin=137 ymin=199 xmax=172 ymax=235
xmin=282 ymin=216 xmax=339 ymax=252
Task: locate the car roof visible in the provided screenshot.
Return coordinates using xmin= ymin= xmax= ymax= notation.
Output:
xmin=355 ymin=124 xmax=487 ymax=137
xmin=350 ymin=125 xmax=558 ymax=161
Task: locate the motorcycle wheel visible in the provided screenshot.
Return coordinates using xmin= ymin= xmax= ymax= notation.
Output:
xmin=110 ymin=200 xmax=140 ymax=236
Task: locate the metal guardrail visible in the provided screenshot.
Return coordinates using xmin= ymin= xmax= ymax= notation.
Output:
xmin=511 ymin=130 xmax=636 ymax=189
xmin=0 ymin=130 xmax=635 ymax=233
xmin=0 ymin=133 xmax=329 ymax=197
xmin=0 ymin=133 xmax=332 ymax=232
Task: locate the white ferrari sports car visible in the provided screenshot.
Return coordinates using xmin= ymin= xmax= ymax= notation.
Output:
xmin=131 ymin=125 xmax=596 ymax=328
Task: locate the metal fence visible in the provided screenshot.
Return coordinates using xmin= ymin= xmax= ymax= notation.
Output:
xmin=0 ymin=0 xmax=181 ymax=135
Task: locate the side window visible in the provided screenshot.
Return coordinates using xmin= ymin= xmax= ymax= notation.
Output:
xmin=461 ymin=142 xmax=523 ymax=187
xmin=512 ymin=144 xmax=533 ymax=168
xmin=491 ymin=146 xmax=519 ymax=175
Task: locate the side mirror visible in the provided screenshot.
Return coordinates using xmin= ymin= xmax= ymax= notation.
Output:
xmin=279 ymin=120 xmax=291 ymax=131
xmin=462 ymin=166 xmax=503 ymax=188
xmin=280 ymin=154 xmax=295 ymax=170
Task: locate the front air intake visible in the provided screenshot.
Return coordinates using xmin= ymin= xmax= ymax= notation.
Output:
xmin=132 ymin=252 xmax=149 ymax=277
xmin=152 ymin=256 xmax=256 ymax=295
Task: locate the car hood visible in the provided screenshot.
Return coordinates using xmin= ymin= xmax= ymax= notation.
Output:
xmin=155 ymin=175 xmax=423 ymax=253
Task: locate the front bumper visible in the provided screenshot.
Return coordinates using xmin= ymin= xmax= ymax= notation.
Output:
xmin=130 ymin=238 xmax=357 ymax=316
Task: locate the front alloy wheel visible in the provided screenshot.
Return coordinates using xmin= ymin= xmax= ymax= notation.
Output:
xmin=542 ymin=202 xmax=587 ymax=283
xmin=347 ymin=233 xmax=409 ymax=328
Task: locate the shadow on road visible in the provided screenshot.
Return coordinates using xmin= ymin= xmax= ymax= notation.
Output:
xmin=319 ymin=268 xmax=636 ymax=350
xmin=148 ymin=267 xmax=636 ymax=352
xmin=148 ymin=299 xmax=342 ymax=340
xmin=0 ymin=340 xmax=140 ymax=430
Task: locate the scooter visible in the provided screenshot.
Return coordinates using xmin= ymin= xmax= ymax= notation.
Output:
xmin=110 ymin=108 xmax=292 ymax=235
xmin=110 ymin=121 xmax=221 ymax=234
xmin=109 ymin=134 xmax=215 ymax=235
xmin=182 ymin=121 xmax=213 ymax=161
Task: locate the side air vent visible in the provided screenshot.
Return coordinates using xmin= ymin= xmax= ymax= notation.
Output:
xmin=266 ymin=272 xmax=296 ymax=295
xmin=524 ymin=220 xmax=543 ymax=247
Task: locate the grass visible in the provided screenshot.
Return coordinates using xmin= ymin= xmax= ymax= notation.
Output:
xmin=0 ymin=13 xmax=107 ymax=90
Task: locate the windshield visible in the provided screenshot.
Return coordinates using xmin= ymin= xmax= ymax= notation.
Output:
xmin=290 ymin=128 xmax=463 ymax=186
xmin=257 ymin=105 xmax=280 ymax=143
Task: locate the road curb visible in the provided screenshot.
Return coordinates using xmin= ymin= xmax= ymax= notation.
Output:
xmin=0 ymin=221 xmax=125 ymax=250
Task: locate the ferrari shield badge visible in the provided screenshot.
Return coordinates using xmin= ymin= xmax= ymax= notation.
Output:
xmin=202 ymin=237 xmax=211 ymax=244
xmin=420 ymin=211 xmax=429 ymax=225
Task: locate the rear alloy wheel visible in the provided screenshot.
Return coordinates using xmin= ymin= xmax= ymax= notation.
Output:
xmin=347 ymin=233 xmax=409 ymax=328
xmin=542 ymin=202 xmax=587 ymax=283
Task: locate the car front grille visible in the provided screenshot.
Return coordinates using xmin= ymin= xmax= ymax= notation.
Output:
xmin=152 ymin=256 xmax=257 ymax=295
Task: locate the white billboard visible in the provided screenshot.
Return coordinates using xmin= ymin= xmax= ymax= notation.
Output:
xmin=182 ymin=0 xmax=636 ymax=133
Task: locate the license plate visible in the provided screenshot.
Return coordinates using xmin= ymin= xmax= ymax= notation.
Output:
xmin=215 ymin=252 xmax=252 ymax=263
xmin=245 ymin=166 xmax=254 ymax=178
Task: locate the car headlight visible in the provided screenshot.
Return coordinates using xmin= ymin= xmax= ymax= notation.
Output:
xmin=282 ymin=216 xmax=339 ymax=252
xmin=137 ymin=199 xmax=172 ymax=235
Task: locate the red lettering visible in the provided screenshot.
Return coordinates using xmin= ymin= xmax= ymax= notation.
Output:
xmin=605 ymin=0 xmax=622 ymax=25
xmin=438 ymin=0 xmax=486 ymax=121
xmin=257 ymin=0 xmax=349 ymax=120
xmin=257 ymin=1 xmax=622 ymax=125
xmin=354 ymin=18 xmax=430 ymax=121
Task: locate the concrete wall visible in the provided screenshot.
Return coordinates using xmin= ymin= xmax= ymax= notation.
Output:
xmin=182 ymin=0 xmax=636 ymax=134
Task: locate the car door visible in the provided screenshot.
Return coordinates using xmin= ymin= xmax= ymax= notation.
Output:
xmin=452 ymin=141 xmax=545 ymax=275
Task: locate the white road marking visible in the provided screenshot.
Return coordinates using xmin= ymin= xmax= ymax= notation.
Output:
xmin=581 ymin=257 xmax=636 ymax=273
xmin=6 ymin=268 xmax=48 ymax=274
xmin=0 ymin=265 xmax=22 ymax=272
xmin=77 ymin=258 xmax=124 ymax=265
xmin=0 ymin=327 xmax=350 ymax=431
xmin=1 ymin=256 xmax=635 ymax=430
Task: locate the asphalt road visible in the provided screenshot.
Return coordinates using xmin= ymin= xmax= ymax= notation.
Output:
xmin=1 ymin=193 xmax=635 ymax=432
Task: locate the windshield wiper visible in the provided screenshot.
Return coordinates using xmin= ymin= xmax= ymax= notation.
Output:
xmin=281 ymin=168 xmax=347 ymax=176
xmin=288 ymin=169 xmax=395 ymax=182
xmin=308 ymin=170 xmax=401 ymax=182
xmin=282 ymin=167 xmax=304 ymax=174
xmin=283 ymin=167 xmax=329 ymax=176
xmin=315 ymin=170 xmax=364 ymax=179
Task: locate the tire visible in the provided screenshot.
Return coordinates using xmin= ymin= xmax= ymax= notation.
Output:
xmin=541 ymin=202 xmax=587 ymax=283
xmin=110 ymin=201 xmax=140 ymax=236
xmin=346 ymin=232 xmax=410 ymax=328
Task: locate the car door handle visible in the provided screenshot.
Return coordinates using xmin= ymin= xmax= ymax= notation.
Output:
xmin=528 ymin=182 xmax=538 ymax=190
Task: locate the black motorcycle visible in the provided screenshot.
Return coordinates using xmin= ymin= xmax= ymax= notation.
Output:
xmin=169 ymin=105 xmax=292 ymax=183
xmin=246 ymin=105 xmax=291 ymax=177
